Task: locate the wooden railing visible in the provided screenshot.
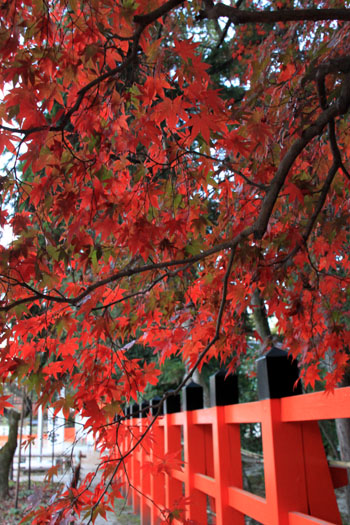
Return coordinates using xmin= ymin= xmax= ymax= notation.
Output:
xmin=117 ymin=349 xmax=350 ymax=525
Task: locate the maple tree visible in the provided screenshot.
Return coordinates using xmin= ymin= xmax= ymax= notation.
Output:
xmin=1 ymin=0 xmax=350 ymax=521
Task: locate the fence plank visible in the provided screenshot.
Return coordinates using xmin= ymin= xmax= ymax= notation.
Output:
xmin=212 ymin=406 xmax=244 ymax=524
xmin=150 ymin=422 xmax=165 ymax=524
xmin=227 ymin=487 xmax=269 ymax=522
xmin=281 ymin=387 xmax=350 ymax=422
xmin=289 ymin=511 xmax=338 ymax=524
xmin=261 ymin=399 xmax=309 ymax=524
xmin=301 ymin=421 xmax=342 ymax=524
xmin=163 ymin=414 xmax=183 ymax=518
xmin=183 ymin=410 xmax=207 ymax=523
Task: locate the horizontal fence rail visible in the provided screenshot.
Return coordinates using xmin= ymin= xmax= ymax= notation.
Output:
xmin=116 ymin=349 xmax=350 ymax=525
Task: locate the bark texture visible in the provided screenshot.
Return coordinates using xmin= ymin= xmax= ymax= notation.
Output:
xmin=0 ymin=410 xmax=20 ymax=498
xmin=251 ymin=288 xmax=272 ymax=343
xmin=193 ymin=368 xmax=210 ymax=408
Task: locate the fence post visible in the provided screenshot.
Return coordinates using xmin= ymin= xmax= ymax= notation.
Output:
xmin=139 ymin=402 xmax=151 ymax=525
xmin=183 ymin=381 xmax=203 ymax=411
xmin=151 ymin=396 xmax=163 ymax=416
xmin=164 ymin=391 xmax=182 ymax=518
xmin=125 ymin=405 xmax=132 ymax=504
xmin=182 ymin=381 xmax=208 ymax=524
xmin=210 ymin=369 xmax=239 ymax=406
xmin=149 ymin=397 xmax=165 ymax=523
xmin=257 ymin=346 xmax=302 ymax=399
xmin=165 ymin=390 xmax=181 ymax=415
xmin=140 ymin=401 xmax=149 ymax=418
xmin=256 ymin=347 xmax=341 ymax=524
xmin=210 ymin=370 xmax=244 ymax=525
xmin=130 ymin=403 xmax=140 ymax=514
xmin=117 ymin=406 xmax=129 ymax=499
xmin=257 ymin=348 xmax=308 ymax=524
xmin=131 ymin=402 xmax=139 ymax=418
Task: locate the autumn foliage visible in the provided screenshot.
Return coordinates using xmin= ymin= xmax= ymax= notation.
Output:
xmin=1 ymin=0 xmax=350 ymax=521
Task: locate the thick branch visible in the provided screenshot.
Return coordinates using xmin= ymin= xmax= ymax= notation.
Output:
xmin=199 ymin=5 xmax=350 ymax=24
xmin=254 ymin=73 xmax=350 ymax=239
xmin=133 ymin=0 xmax=185 ymax=25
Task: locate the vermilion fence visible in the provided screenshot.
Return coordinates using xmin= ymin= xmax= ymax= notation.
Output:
xmin=117 ymin=349 xmax=350 ymax=525
xmin=64 ymin=426 xmax=76 ymax=442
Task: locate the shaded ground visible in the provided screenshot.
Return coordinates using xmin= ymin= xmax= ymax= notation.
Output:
xmin=1 ymin=482 xmax=139 ymax=524
xmin=2 ymin=449 xmax=139 ymax=524
xmin=2 ymin=481 xmax=59 ymax=524
xmin=113 ymin=499 xmax=140 ymax=525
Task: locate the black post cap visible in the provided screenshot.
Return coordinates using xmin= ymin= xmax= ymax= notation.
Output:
xmin=165 ymin=390 xmax=181 ymax=414
xmin=131 ymin=403 xmax=139 ymax=418
xmin=210 ymin=369 xmax=239 ymax=406
xmin=151 ymin=396 xmax=163 ymax=416
xmin=182 ymin=381 xmax=203 ymax=411
xmin=140 ymin=401 xmax=150 ymax=418
xmin=257 ymin=347 xmax=302 ymax=400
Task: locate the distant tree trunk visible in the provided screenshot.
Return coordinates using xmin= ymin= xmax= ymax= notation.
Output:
xmin=192 ymin=368 xmax=210 ymax=408
xmin=251 ymin=288 xmax=272 ymax=344
xmin=0 ymin=410 xmax=20 ymax=498
xmin=184 ymin=357 xmax=211 ymax=408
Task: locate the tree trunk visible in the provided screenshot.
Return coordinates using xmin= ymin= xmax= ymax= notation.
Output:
xmin=192 ymin=368 xmax=210 ymax=408
xmin=251 ymin=288 xmax=272 ymax=343
xmin=0 ymin=410 xmax=20 ymax=498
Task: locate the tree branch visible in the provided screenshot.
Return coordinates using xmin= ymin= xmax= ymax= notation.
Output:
xmin=0 ymin=233 xmax=252 ymax=312
xmin=199 ymin=5 xmax=350 ymax=24
xmin=0 ymin=0 xmax=187 ymax=139
xmin=303 ymin=163 xmax=339 ymax=244
xmin=254 ymin=73 xmax=350 ymax=239
xmin=91 ymin=264 xmax=191 ymax=311
xmin=133 ymin=0 xmax=185 ymax=25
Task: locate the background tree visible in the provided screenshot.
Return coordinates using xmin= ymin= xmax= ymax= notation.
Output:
xmin=0 ymin=0 xmax=350 ymax=521
xmin=0 ymin=409 xmax=20 ymax=498
xmin=0 ymin=388 xmax=31 ymax=499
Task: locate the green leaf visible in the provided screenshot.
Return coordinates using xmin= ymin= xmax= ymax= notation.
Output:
xmin=47 ymin=245 xmax=59 ymax=261
xmin=185 ymin=239 xmax=203 ymax=255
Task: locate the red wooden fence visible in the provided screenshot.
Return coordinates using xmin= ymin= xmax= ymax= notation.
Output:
xmin=117 ymin=384 xmax=350 ymax=525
